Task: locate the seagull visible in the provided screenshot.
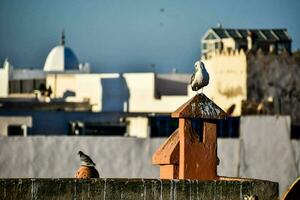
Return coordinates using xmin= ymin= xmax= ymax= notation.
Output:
xmin=78 ymin=151 xmax=96 ymax=167
xmin=190 ymin=61 xmax=209 ymax=93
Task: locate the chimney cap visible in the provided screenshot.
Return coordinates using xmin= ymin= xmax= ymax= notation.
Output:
xmin=171 ymin=94 xmax=227 ymax=119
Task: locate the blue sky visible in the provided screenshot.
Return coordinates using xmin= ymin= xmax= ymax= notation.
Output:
xmin=0 ymin=0 xmax=299 ymax=73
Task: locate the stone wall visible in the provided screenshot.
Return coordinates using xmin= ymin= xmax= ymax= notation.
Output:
xmin=0 ymin=178 xmax=278 ymax=200
xmin=246 ymin=51 xmax=300 ymax=124
xmin=203 ymin=49 xmax=247 ymax=116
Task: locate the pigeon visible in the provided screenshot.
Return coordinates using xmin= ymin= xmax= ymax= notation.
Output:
xmin=190 ymin=61 xmax=209 ymax=92
xmin=78 ymin=151 xmax=96 ymax=167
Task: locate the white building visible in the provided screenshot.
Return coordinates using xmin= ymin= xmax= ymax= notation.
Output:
xmin=0 ymin=32 xmax=195 ymax=137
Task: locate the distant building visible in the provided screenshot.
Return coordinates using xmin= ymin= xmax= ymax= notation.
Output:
xmin=44 ymin=31 xmax=90 ymax=72
xmin=202 ymin=27 xmax=300 ymax=127
xmin=0 ymin=32 xmax=194 ymax=138
xmin=0 ymin=32 xmax=89 ymax=98
xmin=1 ymin=28 xmax=297 ymax=137
xmin=201 ymin=27 xmax=291 ymax=58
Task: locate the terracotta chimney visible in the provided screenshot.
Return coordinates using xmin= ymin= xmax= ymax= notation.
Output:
xmin=152 ymin=93 xmax=226 ymax=180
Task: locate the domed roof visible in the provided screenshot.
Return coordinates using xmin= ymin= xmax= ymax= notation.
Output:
xmin=44 ymin=31 xmax=79 ymax=72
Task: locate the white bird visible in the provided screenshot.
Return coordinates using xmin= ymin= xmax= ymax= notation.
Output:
xmin=190 ymin=61 xmax=209 ymax=92
xmin=78 ymin=151 xmax=96 ymax=167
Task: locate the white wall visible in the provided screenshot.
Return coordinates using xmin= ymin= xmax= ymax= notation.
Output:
xmin=203 ymin=50 xmax=247 ymax=115
xmin=126 ymin=117 xmax=149 ymax=138
xmin=0 ymin=60 xmax=10 ymax=97
xmin=46 ymin=73 xmax=120 ymax=111
xmin=0 ymin=136 xmax=162 ymax=179
xmin=47 ymin=72 xmax=195 ymax=113
xmin=0 ymin=116 xmax=298 ymax=197
xmin=239 ymin=115 xmax=298 ymax=196
xmin=124 ymin=73 xmax=194 ymax=113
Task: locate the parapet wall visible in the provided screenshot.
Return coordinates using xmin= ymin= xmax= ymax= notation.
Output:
xmin=0 ymin=178 xmax=278 ymax=200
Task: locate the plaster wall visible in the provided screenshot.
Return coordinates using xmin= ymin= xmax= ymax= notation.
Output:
xmin=0 ymin=136 xmax=162 ymax=179
xmin=0 ymin=62 xmax=9 ymax=97
xmin=239 ymin=116 xmax=298 ymax=196
xmin=46 ymin=72 xmax=194 ymax=113
xmin=46 ymin=73 xmax=120 ymax=111
xmin=74 ymin=74 xmax=103 ymax=111
xmin=124 ymin=73 xmax=194 ymax=113
xmin=126 ymin=116 xmax=149 ymax=138
xmin=221 ymin=38 xmax=236 ymax=50
xmin=203 ymin=50 xmax=247 ymax=115
xmin=46 ymin=74 xmax=77 ymax=99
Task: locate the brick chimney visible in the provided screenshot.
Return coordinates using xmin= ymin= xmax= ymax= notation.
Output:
xmin=152 ymin=93 xmax=226 ymax=180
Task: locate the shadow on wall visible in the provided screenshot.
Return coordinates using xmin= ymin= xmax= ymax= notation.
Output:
xmin=155 ymin=78 xmax=188 ymax=98
xmin=101 ymin=74 xmax=130 ymax=112
xmin=63 ymin=90 xmax=76 ymax=99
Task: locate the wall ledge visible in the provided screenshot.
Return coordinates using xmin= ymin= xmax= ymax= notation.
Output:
xmin=0 ymin=178 xmax=278 ymax=199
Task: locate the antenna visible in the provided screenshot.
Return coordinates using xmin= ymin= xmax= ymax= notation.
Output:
xmin=60 ymin=29 xmax=65 ymax=45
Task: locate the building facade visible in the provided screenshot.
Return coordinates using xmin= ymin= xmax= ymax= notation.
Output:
xmin=0 ymin=33 xmax=194 ymax=137
xmin=202 ymin=27 xmax=300 ymax=126
xmin=1 ymin=28 xmax=298 ymax=137
xmin=201 ymin=27 xmax=291 ymax=58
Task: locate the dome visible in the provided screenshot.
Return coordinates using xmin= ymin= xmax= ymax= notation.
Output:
xmin=44 ymin=31 xmax=79 ymax=72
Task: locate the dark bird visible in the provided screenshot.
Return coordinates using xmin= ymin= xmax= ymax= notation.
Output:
xmin=78 ymin=151 xmax=96 ymax=167
xmin=190 ymin=61 xmax=209 ymax=92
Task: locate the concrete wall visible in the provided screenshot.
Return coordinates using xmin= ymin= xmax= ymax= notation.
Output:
xmin=0 ymin=116 xmax=298 ymax=197
xmin=0 ymin=136 xmax=162 ymax=179
xmin=0 ymin=178 xmax=278 ymax=200
xmin=239 ymin=116 xmax=299 ymax=196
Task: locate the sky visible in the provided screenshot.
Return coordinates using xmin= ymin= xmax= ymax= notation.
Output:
xmin=0 ymin=0 xmax=299 ymax=73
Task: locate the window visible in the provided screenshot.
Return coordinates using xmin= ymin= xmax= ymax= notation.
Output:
xmin=7 ymin=125 xmax=24 ymax=136
xmin=9 ymin=79 xmax=46 ymax=94
xmin=22 ymin=80 xmax=34 ymax=93
xmin=239 ymin=44 xmax=247 ymax=51
xmin=202 ymin=43 xmax=207 ymax=50
xmin=9 ymin=80 xmax=21 ymax=93
xmin=204 ymin=33 xmax=217 ymax=40
xmin=277 ymin=43 xmax=286 ymax=53
xmin=215 ymin=42 xmax=220 ymax=49
xmin=69 ymin=121 xmax=127 ymax=136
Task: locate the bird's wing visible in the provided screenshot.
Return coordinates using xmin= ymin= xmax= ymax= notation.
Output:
xmin=81 ymin=154 xmax=96 ymax=166
xmin=202 ymin=66 xmax=209 ymax=86
xmin=190 ymin=73 xmax=195 ymax=84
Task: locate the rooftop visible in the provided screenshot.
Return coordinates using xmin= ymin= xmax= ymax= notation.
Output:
xmin=207 ymin=28 xmax=291 ymax=42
